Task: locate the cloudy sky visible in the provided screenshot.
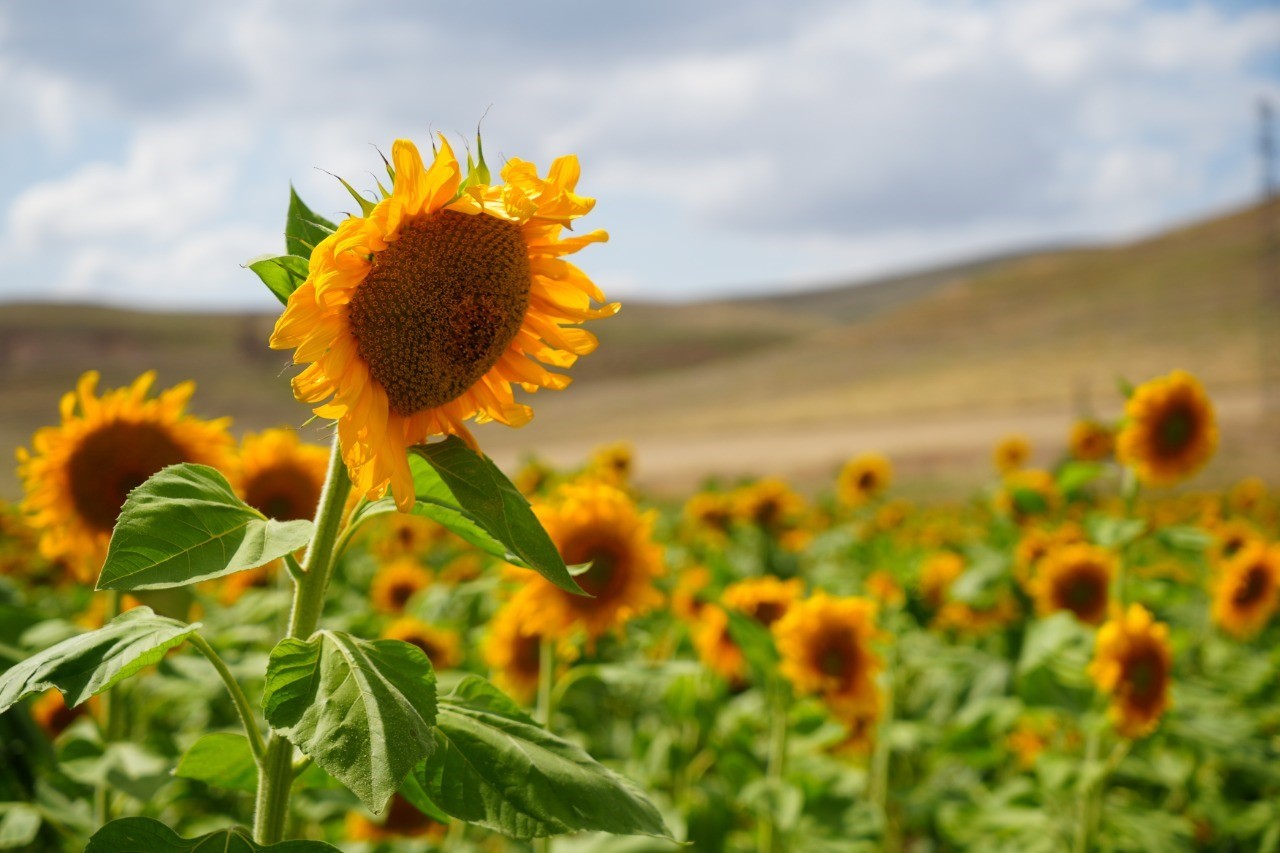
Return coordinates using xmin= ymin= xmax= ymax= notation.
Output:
xmin=1 ymin=0 xmax=1277 ymax=309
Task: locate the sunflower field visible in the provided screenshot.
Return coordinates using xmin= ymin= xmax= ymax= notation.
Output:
xmin=1 ymin=136 xmax=1277 ymax=853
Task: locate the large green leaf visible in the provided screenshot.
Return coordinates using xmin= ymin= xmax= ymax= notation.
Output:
xmin=0 ymin=608 xmax=199 ymax=713
xmin=418 ymin=675 xmax=671 ymax=839
xmin=285 ymin=187 xmax=336 ymax=260
xmin=245 ymin=254 xmax=310 ymax=306
xmin=0 ymin=804 xmax=41 ymax=850
xmin=97 ymin=464 xmax=313 ymax=591
xmin=262 ymin=632 xmax=437 ymax=813
xmin=175 ymin=733 xmax=330 ymax=794
xmin=86 ymin=817 xmax=340 ymax=852
xmin=410 ymin=438 xmax=581 ymax=594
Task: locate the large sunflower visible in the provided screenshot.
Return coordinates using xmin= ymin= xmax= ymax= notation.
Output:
xmin=1088 ymin=604 xmax=1173 ymax=738
xmin=237 ymin=428 xmax=329 ymax=521
xmin=1029 ymin=543 xmax=1115 ymax=625
xmin=518 ymin=480 xmax=664 ymax=641
xmin=270 ymin=137 xmax=615 ymax=511
xmin=1116 ymin=370 xmax=1217 ymax=487
xmin=1211 ymin=542 xmax=1280 ymax=639
xmin=17 ymin=371 xmax=235 ymax=580
xmin=773 ymin=593 xmax=882 ymax=708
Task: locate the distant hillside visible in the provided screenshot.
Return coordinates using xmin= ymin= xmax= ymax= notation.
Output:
xmin=1 ymin=201 xmax=1276 ymax=498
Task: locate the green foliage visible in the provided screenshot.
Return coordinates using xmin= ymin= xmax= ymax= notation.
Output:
xmin=284 ymin=188 xmax=335 ymax=261
xmin=86 ymin=817 xmax=340 ymax=852
xmin=245 ymin=254 xmax=309 ymax=307
xmin=0 ymin=804 xmax=41 ymax=850
xmin=262 ymin=632 xmax=437 ymax=813
xmin=97 ymin=464 xmax=313 ymax=591
xmin=0 ymin=608 xmax=198 ymax=712
xmin=175 ymin=734 xmax=261 ymax=793
xmin=417 ymin=675 xmax=672 ymax=839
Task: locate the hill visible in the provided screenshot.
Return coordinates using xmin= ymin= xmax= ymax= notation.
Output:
xmin=1 ymin=200 xmax=1276 ymax=498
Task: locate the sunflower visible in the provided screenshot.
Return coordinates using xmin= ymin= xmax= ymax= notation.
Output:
xmin=1228 ymin=476 xmax=1267 ymax=515
xmin=722 ymin=576 xmax=805 ymax=628
xmin=483 ymin=587 xmax=576 ymax=702
xmin=1013 ymin=522 xmax=1085 ymax=591
xmin=934 ymin=594 xmax=1020 ymax=636
xmin=919 ymin=552 xmax=965 ymax=610
xmin=30 ymin=690 xmax=88 ymax=739
xmin=863 ymin=571 xmax=905 ymax=607
xmin=270 ymin=136 xmax=615 ymax=512
xmin=236 ymin=428 xmax=328 ymax=521
xmin=993 ymin=434 xmax=1032 ymax=474
xmin=1211 ymin=542 xmax=1280 ymax=639
xmin=1006 ymin=716 xmax=1055 ymax=771
xmin=691 ymin=605 xmax=747 ymax=685
xmin=218 ymin=565 xmax=279 ymax=606
xmin=1088 ymin=604 xmax=1173 ymax=738
xmin=828 ymin=696 xmax=881 ymax=758
xmin=384 ymin=617 xmax=462 ymax=669
xmin=514 ymin=457 xmax=554 ymax=497
xmin=17 ymin=371 xmax=235 ymax=581
xmin=1069 ymin=419 xmax=1115 ymax=462
xmin=1029 ymin=543 xmax=1115 ymax=625
xmin=1207 ymin=519 xmax=1262 ymax=567
xmin=836 ymin=453 xmax=893 ymax=507
xmin=370 ymin=559 xmax=433 ymax=614
xmin=588 ymin=442 xmax=634 ymax=488
xmin=733 ymin=478 xmax=806 ymax=534
xmin=774 ymin=593 xmax=882 ymax=708
xmin=518 ymin=480 xmax=663 ymax=640
xmin=367 ymin=512 xmax=447 ymax=561
xmin=438 ymin=553 xmax=485 ymax=584
xmin=671 ymin=565 xmax=712 ymax=621
xmin=345 ymin=794 xmax=447 ymax=841
xmin=995 ymin=469 xmax=1059 ymax=523
xmin=1116 ymin=370 xmax=1217 ymax=487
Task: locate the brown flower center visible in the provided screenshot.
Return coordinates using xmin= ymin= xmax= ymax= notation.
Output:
xmin=1154 ymin=403 xmax=1196 ymax=457
xmin=751 ymin=601 xmax=787 ymax=627
xmin=243 ymin=463 xmax=321 ymax=521
xmin=347 ymin=210 xmax=532 ymax=416
xmin=1123 ymin=646 xmax=1166 ymax=709
xmin=567 ymin=540 xmax=625 ymax=599
xmin=68 ymin=422 xmax=190 ymax=533
xmin=1059 ymin=566 xmax=1108 ymax=622
xmin=1232 ymin=563 xmax=1270 ymax=607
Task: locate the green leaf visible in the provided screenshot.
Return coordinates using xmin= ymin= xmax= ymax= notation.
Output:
xmin=417 ymin=675 xmax=671 ymax=839
xmin=0 ymin=608 xmax=199 ymax=713
xmin=97 ymin=464 xmax=314 ymax=591
xmin=285 ymin=187 xmax=336 ymax=261
xmin=410 ymin=438 xmax=581 ymax=594
xmin=86 ymin=817 xmax=340 ymax=852
xmin=1085 ymin=514 xmax=1147 ymax=550
xmin=0 ymin=804 xmax=41 ymax=850
xmin=1056 ymin=461 xmax=1106 ymax=495
xmin=175 ymin=733 xmax=260 ymax=793
xmin=245 ymin=254 xmax=309 ymax=306
xmin=725 ymin=610 xmax=779 ymax=685
xmin=1156 ymin=525 xmax=1212 ymax=553
xmin=262 ymin=632 xmax=437 ymax=813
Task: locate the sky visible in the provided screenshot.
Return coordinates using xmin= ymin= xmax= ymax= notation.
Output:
xmin=0 ymin=0 xmax=1277 ymax=310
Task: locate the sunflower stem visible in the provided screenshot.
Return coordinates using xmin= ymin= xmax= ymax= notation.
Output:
xmin=190 ymin=633 xmax=266 ymax=764
xmin=871 ymin=637 xmax=897 ymax=846
xmin=1073 ymin=719 xmax=1103 ymax=853
xmin=535 ymin=637 xmax=556 ymax=853
xmin=94 ymin=589 xmax=124 ymax=827
xmin=758 ymin=678 xmax=790 ymax=853
xmin=254 ymin=437 xmax=351 ymax=845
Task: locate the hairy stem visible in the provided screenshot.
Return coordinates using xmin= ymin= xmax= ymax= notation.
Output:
xmin=94 ymin=589 xmax=123 ymax=826
xmin=190 ymin=633 xmax=266 ymax=762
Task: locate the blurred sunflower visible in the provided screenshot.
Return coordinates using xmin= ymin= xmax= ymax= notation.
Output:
xmin=774 ymin=593 xmax=882 ymax=708
xmin=1029 ymin=543 xmax=1115 ymax=625
xmin=691 ymin=605 xmax=746 ymax=685
xmin=1211 ymin=542 xmax=1280 ymax=639
xmin=368 ymin=513 xmax=446 ymax=561
xmin=827 ymin=693 xmax=881 ymax=758
xmin=270 ymin=136 xmax=615 ymax=511
xmin=514 ymin=458 xmax=554 ymax=497
xmin=483 ymin=587 xmax=576 ymax=702
xmin=345 ymin=794 xmax=447 ymax=842
xmin=919 ymin=552 xmax=965 ymax=610
xmin=722 ymin=576 xmax=805 ymax=628
xmin=30 ymin=690 xmax=88 ymax=739
xmin=683 ymin=492 xmax=736 ymax=540
xmin=733 ymin=478 xmax=806 ymax=534
xmin=863 ymin=570 xmax=905 ymax=607
xmin=1088 ymin=604 xmax=1173 ymax=738
xmin=1006 ymin=716 xmax=1055 ymax=771
xmin=17 ymin=371 xmax=235 ymax=581
xmin=370 ymin=559 xmax=433 ymax=614
xmin=1013 ymin=522 xmax=1085 ymax=591
xmin=520 ymin=480 xmax=663 ymax=640
xmin=1207 ymin=519 xmax=1261 ymax=566
xmin=993 ymin=434 xmax=1031 ymax=474
xmin=383 ymin=617 xmax=462 ymax=669
xmin=1069 ymin=419 xmax=1115 ymax=462
xmin=588 ymin=442 xmax=634 ymax=488
xmin=1227 ymin=476 xmax=1267 ymax=514
xmin=237 ymin=428 xmax=328 ymax=521
xmin=995 ymin=469 xmax=1059 ymax=523
xmin=671 ymin=565 xmax=712 ymax=621
xmin=1116 ymin=370 xmax=1217 ymax=487
xmin=836 ymin=453 xmax=893 ymax=507
xmin=934 ymin=594 xmax=1020 ymax=636
xmin=219 ymin=565 xmax=278 ymax=606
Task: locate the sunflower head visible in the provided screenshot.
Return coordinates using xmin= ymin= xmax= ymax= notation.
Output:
xmin=1208 ymin=519 xmax=1262 ymax=567
xmin=995 ymin=469 xmax=1059 ymax=523
xmin=1006 ymin=716 xmax=1056 ymax=771
xmin=671 ymin=565 xmax=712 ymax=621
xmin=237 ymin=428 xmax=328 ymax=521
xmin=722 ymin=576 xmax=805 ymax=628
xmin=733 ymin=478 xmax=806 ymax=534
xmin=345 ymin=794 xmax=448 ymax=841
xmin=517 ymin=480 xmax=664 ymax=641
xmin=483 ymin=587 xmax=577 ymax=702
xmin=993 ymin=434 xmax=1032 ymax=474
xmin=383 ymin=617 xmax=462 ymax=669
xmin=864 ymin=570 xmax=905 ymax=607
xmin=17 ymin=371 xmax=235 ymax=581
xmin=1228 ymin=476 xmax=1267 ymax=514
xmin=30 ymin=689 xmax=88 ymax=739
xmin=1013 ymin=522 xmax=1085 ymax=590
xmin=270 ymin=136 xmax=616 ymax=512
xmin=919 ymin=552 xmax=965 ymax=609
xmin=1069 ymin=419 xmax=1115 ymax=462
xmin=836 ymin=453 xmax=893 ymax=507
xmin=1211 ymin=542 xmax=1280 ymax=639
xmin=691 ymin=605 xmax=747 ymax=685
xmin=774 ymin=593 xmax=882 ymax=707
xmin=1117 ymin=370 xmax=1217 ymax=487
xmin=588 ymin=442 xmax=634 ymax=488
xmin=683 ymin=491 xmax=736 ymax=540
xmin=1088 ymin=604 xmax=1173 ymax=738
xmin=370 ymin=559 xmax=433 ymax=614
xmin=1029 ymin=543 xmax=1114 ymax=625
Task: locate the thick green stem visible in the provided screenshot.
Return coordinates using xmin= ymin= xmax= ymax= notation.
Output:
xmin=95 ymin=589 xmax=124 ymax=826
xmin=758 ymin=679 xmax=789 ymax=853
xmin=190 ymin=633 xmax=266 ymax=762
xmin=871 ymin=642 xmax=897 ymax=845
xmin=535 ymin=638 xmax=556 ymax=853
xmin=253 ymin=438 xmax=351 ymax=844
xmin=1073 ymin=722 xmax=1103 ymax=853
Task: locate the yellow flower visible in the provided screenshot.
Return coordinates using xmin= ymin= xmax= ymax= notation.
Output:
xmin=1013 ymin=522 xmax=1085 ymax=591
xmin=836 ymin=453 xmax=893 ymax=507
xmin=483 ymin=587 xmax=576 ymax=702
xmin=1207 ymin=518 xmax=1262 ymax=567
xmin=995 ymin=469 xmax=1059 ymax=523
xmin=345 ymin=795 xmax=448 ymax=841
xmin=828 ymin=695 xmax=881 ymax=758
xmin=934 ymin=594 xmax=1020 ymax=636
xmin=1117 ymin=370 xmax=1217 ymax=487
xmin=684 ymin=492 xmax=735 ymax=539
xmin=722 ymin=576 xmax=805 ymax=629
xmin=864 ymin=571 xmax=905 ymax=607
xmin=370 ymin=559 xmax=433 ymax=614
xmin=519 ymin=480 xmax=663 ymax=641
xmin=733 ymin=478 xmax=806 ymax=534
xmin=218 ymin=565 xmax=278 ymax=606
xmin=691 ymin=605 xmax=747 ymax=685
xmin=588 ymin=442 xmax=634 ymax=487
xmin=438 ymin=553 xmax=485 ymax=584
xmin=671 ymin=565 xmax=712 ymax=621
xmin=237 ymin=428 xmax=329 ymax=521
xmin=1006 ymin=717 xmax=1055 ymax=771
xmin=774 ymin=593 xmax=882 ymax=709
xmin=1089 ymin=604 xmax=1173 ymax=738
xmin=993 ymin=434 xmax=1032 ymax=474
xmin=270 ymin=136 xmax=615 ymax=511
xmin=1211 ymin=542 xmax=1280 ymax=639
xmin=30 ymin=690 xmax=89 ymax=739
xmin=1228 ymin=476 xmax=1267 ymax=515
xmin=514 ymin=457 xmax=554 ymax=497
xmin=1069 ymin=419 xmax=1115 ymax=462
xmin=919 ymin=552 xmax=965 ymax=609
xmin=17 ymin=371 xmax=235 ymax=581
xmin=383 ymin=617 xmax=462 ymax=669
xmin=1029 ymin=543 xmax=1114 ymax=625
